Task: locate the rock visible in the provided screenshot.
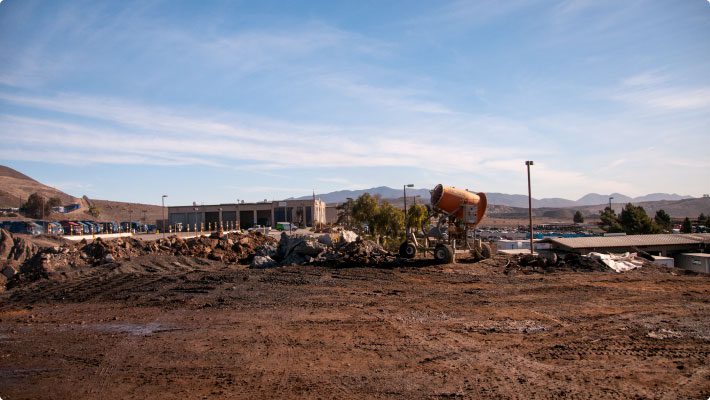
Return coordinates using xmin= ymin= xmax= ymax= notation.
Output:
xmin=2 ymin=263 xmax=17 ymax=279
xmin=0 ymin=272 xmax=6 ymax=292
xmin=104 ymin=254 xmax=115 ymax=263
xmin=317 ymin=234 xmax=333 ymax=246
xmin=0 ymin=229 xmax=13 ymax=259
xmin=339 ymin=230 xmax=359 ymax=244
xmin=255 ymin=244 xmax=278 ymax=258
xmin=250 ymin=255 xmax=277 ymax=269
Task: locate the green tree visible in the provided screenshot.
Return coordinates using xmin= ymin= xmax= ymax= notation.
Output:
xmin=654 ymin=209 xmax=672 ymax=232
xmin=573 ymin=210 xmax=584 ymax=224
xmin=681 ymin=217 xmax=693 ymax=233
xmin=335 ymin=198 xmax=355 ymax=228
xmin=88 ymin=204 xmax=101 ymax=218
xmin=371 ymin=201 xmax=404 ymax=239
xmin=599 ymin=207 xmax=623 ymax=233
xmin=351 ymin=193 xmax=379 ymax=233
xmin=619 ymin=203 xmax=659 ymax=234
xmin=21 ymin=193 xmax=61 ymax=219
xmin=406 ymin=203 xmax=429 ymax=234
xmin=698 ymin=213 xmax=706 ymax=225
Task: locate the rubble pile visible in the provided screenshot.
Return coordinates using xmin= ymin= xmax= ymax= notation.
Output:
xmin=6 ymin=231 xmax=277 ymax=287
xmin=250 ymin=231 xmax=396 ymax=268
xmin=1 ymin=229 xmax=41 ymax=284
xmin=318 ymin=239 xmax=397 ymax=267
xmin=246 ymin=231 xmax=392 ymax=268
xmin=504 ymin=252 xmax=611 ymax=274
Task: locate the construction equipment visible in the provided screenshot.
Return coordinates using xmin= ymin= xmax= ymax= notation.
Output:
xmin=399 ymin=184 xmax=491 ymax=263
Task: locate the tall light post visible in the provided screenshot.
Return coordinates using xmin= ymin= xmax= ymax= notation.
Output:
xmin=161 ymin=194 xmax=168 ymax=238
xmin=218 ymin=207 xmax=223 ymax=232
xmin=608 ymin=196 xmax=614 ymax=213
xmin=193 ymin=207 xmax=199 ymax=233
xmin=525 ymin=161 xmax=534 ymax=255
xmin=403 ymin=184 xmax=414 ymax=233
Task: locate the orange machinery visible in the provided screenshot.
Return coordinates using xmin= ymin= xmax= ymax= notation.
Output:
xmin=430 ymin=184 xmax=487 ymax=225
xmin=400 ymin=183 xmax=489 ymax=263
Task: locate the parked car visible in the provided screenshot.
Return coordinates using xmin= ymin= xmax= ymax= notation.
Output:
xmin=2 ymin=221 xmax=43 ymax=235
xmin=59 ymin=221 xmax=82 ymax=235
xmin=248 ymin=225 xmax=271 ymax=234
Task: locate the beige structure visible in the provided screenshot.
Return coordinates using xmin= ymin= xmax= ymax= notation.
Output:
xmin=168 ymin=198 xmax=326 ymax=230
xmin=326 ymin=205 xmax=339 ymax=224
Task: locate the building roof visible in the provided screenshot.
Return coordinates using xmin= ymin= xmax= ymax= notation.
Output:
xmin=682 ymin=253 xmax=710 ymax=258
xmin=540 ymin=233 xmax=710 ymax=250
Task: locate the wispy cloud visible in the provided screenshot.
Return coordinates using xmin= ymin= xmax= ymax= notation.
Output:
xmin=612 ymin=72 xmax=710 ymax=111
xmin=320 ymin=77 xmax=454 ymax=114
xmin=0 ymin=91 xmax=529 ymax=174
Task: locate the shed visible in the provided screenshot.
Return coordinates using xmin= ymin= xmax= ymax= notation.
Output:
xmin=676 ymin=253 xmax=710 ymax=274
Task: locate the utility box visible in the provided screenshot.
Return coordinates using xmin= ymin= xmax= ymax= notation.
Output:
xmin=651 ymin=255 xmax=674 ymax=268
xmin=462 ymin=204 xmax=478 ymax=224
xmin=677 ymin=253 xmax=710 ymax=274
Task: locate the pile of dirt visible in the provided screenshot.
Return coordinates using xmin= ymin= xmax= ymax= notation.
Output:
xmin=504 ymin=252 xmax=612 ymax=274
xmin=1 ymin=229 xmax=42 ymax=287
xmin=7 ymin=231 xmax=277 ymax=288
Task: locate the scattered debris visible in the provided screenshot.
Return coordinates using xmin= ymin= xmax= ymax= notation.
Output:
xmin=505 ymin=252 xmax=610 ymax=274
xmin=588 ymin=252 xmax=646 ymax=273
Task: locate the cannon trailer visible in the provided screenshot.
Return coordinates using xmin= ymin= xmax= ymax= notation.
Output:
xmin=399 ymin=184 xmax=491 ymax=263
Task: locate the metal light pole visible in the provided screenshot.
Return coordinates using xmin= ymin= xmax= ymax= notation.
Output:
xmin=218 ymin=207 xmax=223 ymax=232
xmin=403 ymin=184 xmax=414 ymax=233
xmin=608 ymin=196 xmax=614 ymax=213
xmin=193 ymin=207 xmax=199 ymax=233
xmin=161 ymin=195 xmax=168 ymax=238
xmin=525 ymin=161 xmax=534 ymax=255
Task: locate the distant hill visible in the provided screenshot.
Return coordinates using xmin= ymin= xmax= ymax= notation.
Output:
xmin=291 ymin=186 xmax=431 ymax=204
xmin=297 ymin=185 xmax=695 ymax=209
xmin=578 ymin=197 xmax=710 ymax=218
xmin=0 ymin=165 xmax=79 ymax=208
xmin=0 ymin=165 xmax=164 ymax=223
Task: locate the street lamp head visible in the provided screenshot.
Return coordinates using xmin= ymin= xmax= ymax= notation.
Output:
xmin=162 ymin=194 xmax=168 ymax=198
xmin=525 ymin=160 xmax=534 ymax=166
xmin=405 ymin=184 xmax=414 ymax=188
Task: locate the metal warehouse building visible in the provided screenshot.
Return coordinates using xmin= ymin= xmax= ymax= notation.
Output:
xmin=540 ymin=233 xmax=710 ymax=257
xmin=168 ymin=198 xmax=326 ymax=230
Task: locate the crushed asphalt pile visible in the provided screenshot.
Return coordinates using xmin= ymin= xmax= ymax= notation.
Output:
xmin=503 ymin=252 xmax=654 ymax=274
xmin=2 ymin=228 xmax=395 ymax=288
xmin=2 ymin=229 xmax=277 ymax=288
xmin=250 ymin=231 xmax=395 ymax=268
xmin=504 ymin=252 xmax=608 ymax=274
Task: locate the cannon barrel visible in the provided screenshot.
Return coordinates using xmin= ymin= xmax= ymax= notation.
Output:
xmin=430 ymin=184 xmax=487 ymax=224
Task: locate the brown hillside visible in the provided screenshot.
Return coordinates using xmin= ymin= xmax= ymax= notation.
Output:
xmin=0 ymin=165 xmax=164 ymax=223
xmin=0 ymin=166 xmax=79 ymax=208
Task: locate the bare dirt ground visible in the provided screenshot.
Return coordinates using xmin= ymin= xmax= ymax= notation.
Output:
xmin=1 ymin=254 xmax=709 ymax=399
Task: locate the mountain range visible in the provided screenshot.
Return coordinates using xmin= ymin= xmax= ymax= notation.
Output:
xmin=291 ymin=186 xmax=694 ymax=208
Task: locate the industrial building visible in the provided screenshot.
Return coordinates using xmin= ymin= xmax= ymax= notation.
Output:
xmin=539 ymin=233 xmax=710 ymax=274
xmin=168 ymin=198 xmax=326 ymax=230
xmin=539 ymin=233 xmax=710 ymax=257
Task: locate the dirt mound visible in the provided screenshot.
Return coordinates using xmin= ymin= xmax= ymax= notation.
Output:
xmin=7 ymin=232 xmax=277 ymax=288
xmin=504 ymin=252 xmax=612 ymax=274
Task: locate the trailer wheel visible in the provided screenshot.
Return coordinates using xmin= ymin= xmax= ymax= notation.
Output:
xmin=399 ymin=241 xmax=417 ymax=259
xmin=434 ymin=244 xmax=454 ymax=264
xmin=480 ymin=243 xmax=492 ymax=259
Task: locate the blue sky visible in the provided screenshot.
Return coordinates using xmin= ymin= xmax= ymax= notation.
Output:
xmin=1 ymin=0 xmax=709 ymax=205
